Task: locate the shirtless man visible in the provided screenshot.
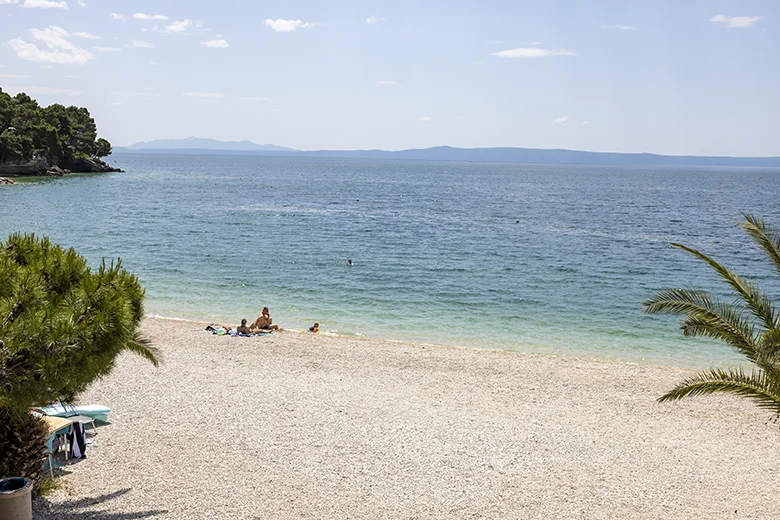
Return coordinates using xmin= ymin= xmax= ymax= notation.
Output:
xmin=237 ymin=318 xmax=252 ymax=334
xmin=251 ymin=307 xmax=279 ymax=331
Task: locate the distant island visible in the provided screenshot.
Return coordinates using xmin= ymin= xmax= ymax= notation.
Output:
xmin=123 ymin=137 xmax=295 ymax=152
xmin=0 ymin=89 xmax=121 ymax=180
xmin=116 ymin=139 xmax=780 ymax=168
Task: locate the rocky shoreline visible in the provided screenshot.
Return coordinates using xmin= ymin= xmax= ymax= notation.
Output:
xmin=0 ymin=157 xmax=123 ymax=178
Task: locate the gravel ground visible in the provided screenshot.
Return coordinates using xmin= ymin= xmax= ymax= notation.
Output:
xmin=33 ymin=317 xmax=780 ymax=519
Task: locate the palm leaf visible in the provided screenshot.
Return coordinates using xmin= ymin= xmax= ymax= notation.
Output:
xmin=671 ymin=242 xmax=777 ymax=330
xmin=659 ymin=368 xmax=780 ymax=414
xmin=644 ymin=288 xmax=757 ymax=358
xmin=756 ymin=328 xmax=780 ymax=369
xmin=740 ymin=214 xmax=780 ymax=285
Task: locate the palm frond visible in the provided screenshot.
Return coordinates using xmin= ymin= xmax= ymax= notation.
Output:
xmin=644 ymin=288 xmax=713 ymax=315
xmin=644 ymin=288 xmax=757 ymax=359
xmin=123 ymin=331 xmax=160 ymax=367
xmin=678 ymin=314 xmax=759 ymax=364
xmin=740 ymin=214 xmax=780 ymax=285
xmin=659 ymin=368 xmax=780 ymax=414
xmin=756 ymin=327 xmax=780 ymax=370
xmin=671 ymin=242 xmax=777 ymax=330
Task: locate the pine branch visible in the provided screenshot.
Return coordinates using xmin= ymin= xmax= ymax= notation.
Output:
xmin=124 ymin=331 xmax=160 ymax=367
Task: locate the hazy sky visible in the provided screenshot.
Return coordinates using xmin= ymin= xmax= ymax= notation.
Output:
xmin=1 ymin=0 xmax=778 ymax=155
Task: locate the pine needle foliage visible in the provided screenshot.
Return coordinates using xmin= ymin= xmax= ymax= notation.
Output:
xmin=0 ymin=233 xmax=158 ymax=487
xmin=644 ymin=214 xmax=780 ymax=413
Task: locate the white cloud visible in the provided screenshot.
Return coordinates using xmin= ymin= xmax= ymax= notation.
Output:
xmin=22 ymin=0 xmax=68 ymax=8
xmin=0 ymin=0 xmax=20 ymax=4
xmin=73 ymin=31 xmax=100 ymax=39
xmin=76 ymin=0 xmax=84 ymax=6
xmin=239 ymin=96 xmax=269 ymax=101
xmin=166 ymin=19 xmax=193 ymax=33
xmin=0 ymin=73 xmax=31 ymax=78
xmin=377 ymin=80 xmax=397 ymax=85
xmin=110 ymin=13 xmax=124 ymax=20
xmin=602 ymin=24 xmax=639 ymax=31
xmin=418 ymin=116 xmax=432 ymax=122
xmin=201 ymin=39 xmax=229 ymax=48
xmin=129 ymin=40 xmax=154 ymax=49
xmin=366 ymin=16 xmax=385 ymax=24
xmin=8 ymin=26 xmax=93 ymax=64
xmin=710 ymin=15 xmax=763 ymax=28
xmin=133 ymin=13 xmax=168 ymax=21
xmin=94 ymin=46 xmax=121 ymax=52
xmin=552 ymin=116 xmax=569 ymax=125
xmin=3 ymin=85 xmax=81 ymax=95
xmin=149 ymin=61 xmax=162 ymax=65
xmin=581 ymin=121 xmax=591 ymax=126
xmin=65 ymin=74 xmax=80 ymax=78
xmin=491 ymin=47 xmax=576 ymax=58
xmin=264 ymin=19 xmax=314 ymax=32
xmin=184 ymin=92 xmax=223 ymax=98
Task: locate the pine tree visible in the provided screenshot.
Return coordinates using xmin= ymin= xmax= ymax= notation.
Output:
xmin=0 ymin=233 xmax=159 ymax=490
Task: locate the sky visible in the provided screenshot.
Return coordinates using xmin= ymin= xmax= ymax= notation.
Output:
xmin=0 ymin=0 xmax=778 ymax=155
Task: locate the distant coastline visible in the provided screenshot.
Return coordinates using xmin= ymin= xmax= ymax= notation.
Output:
xmin=115 ymin=140 xmax=780 ymax=168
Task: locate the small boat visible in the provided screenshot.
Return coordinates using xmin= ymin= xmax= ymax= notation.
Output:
xmin=37 ymin=403 xmax=112 ymax=423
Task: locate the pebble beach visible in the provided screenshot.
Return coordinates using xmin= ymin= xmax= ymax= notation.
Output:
xmin=33 ymin=317 xmax=780 ymax=519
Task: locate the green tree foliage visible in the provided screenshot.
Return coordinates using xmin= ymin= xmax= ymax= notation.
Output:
xmin=0 ymin=234 xmax=158 ymax=487
xmin=0 ymin=89 xmax=112 ymax=165
xmin=644 ymin=215 xmax=780 ymax=413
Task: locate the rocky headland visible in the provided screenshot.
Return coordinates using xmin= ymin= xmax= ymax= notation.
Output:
xmin=0 ymin=156 xmax=123 ymax=178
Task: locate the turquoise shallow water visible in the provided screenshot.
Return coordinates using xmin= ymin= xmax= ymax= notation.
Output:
xmin=2 ymin=154 xmax=779 ymax=367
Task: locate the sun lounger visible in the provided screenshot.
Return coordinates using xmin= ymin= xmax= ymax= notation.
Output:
xmin=37 ymin=403 xmax=111 ymax=424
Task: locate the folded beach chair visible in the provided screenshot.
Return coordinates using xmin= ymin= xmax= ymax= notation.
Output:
xmin=39 ymin=415 xmax=73 ymax=477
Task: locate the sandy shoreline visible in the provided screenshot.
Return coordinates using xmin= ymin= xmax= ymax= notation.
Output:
xmin=34 ymin=316 xmax=780 ymax=519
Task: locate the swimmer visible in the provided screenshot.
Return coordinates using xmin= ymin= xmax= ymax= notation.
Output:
xmin=309 ymin=322 xmax=319 ymax=333
xmin=347 ymin=259 xmax=353 ymax=266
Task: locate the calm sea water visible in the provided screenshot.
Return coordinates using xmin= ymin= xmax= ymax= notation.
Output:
xmin=2 ymin=154 xmax=778 ymax=367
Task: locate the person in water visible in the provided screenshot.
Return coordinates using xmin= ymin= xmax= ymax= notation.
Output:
xmin=251 ymin=307 xmax=279 ymax=331
xmin=347 ymin=259 xmax=353 ymax=266
xmin=237 ymin=318 xmax=252 ymax=334
xmin=309 ymin=322 xmax=319 ymax=333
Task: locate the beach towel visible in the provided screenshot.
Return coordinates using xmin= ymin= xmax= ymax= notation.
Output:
xmin=68 ymin=422 xmax=87 ymax=459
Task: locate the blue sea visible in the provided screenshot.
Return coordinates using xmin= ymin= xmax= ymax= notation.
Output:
xmin=2 ymin=154 xmax=778 ymax=367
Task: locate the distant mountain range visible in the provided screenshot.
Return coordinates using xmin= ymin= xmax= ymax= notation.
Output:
xmin=115 ymin=139 xmax=780 ymax=167
xmin=122 ymin=137 xmax=295 ymax=152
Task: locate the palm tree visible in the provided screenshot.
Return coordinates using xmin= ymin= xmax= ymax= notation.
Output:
xmin=644 ymin=214 xmax=780 ymax=413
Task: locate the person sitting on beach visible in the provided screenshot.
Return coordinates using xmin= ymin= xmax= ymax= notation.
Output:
xmin=251 ymin=307 xmax=279 ymax=331
xmin=237 ymin=318 xmax=252 ymax=335
xmin=309 ymin=322 xmax=319 ymax=333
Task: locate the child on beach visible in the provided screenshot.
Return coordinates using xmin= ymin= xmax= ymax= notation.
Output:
xmin=309 ymin=322 xmax=319 ymax=333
